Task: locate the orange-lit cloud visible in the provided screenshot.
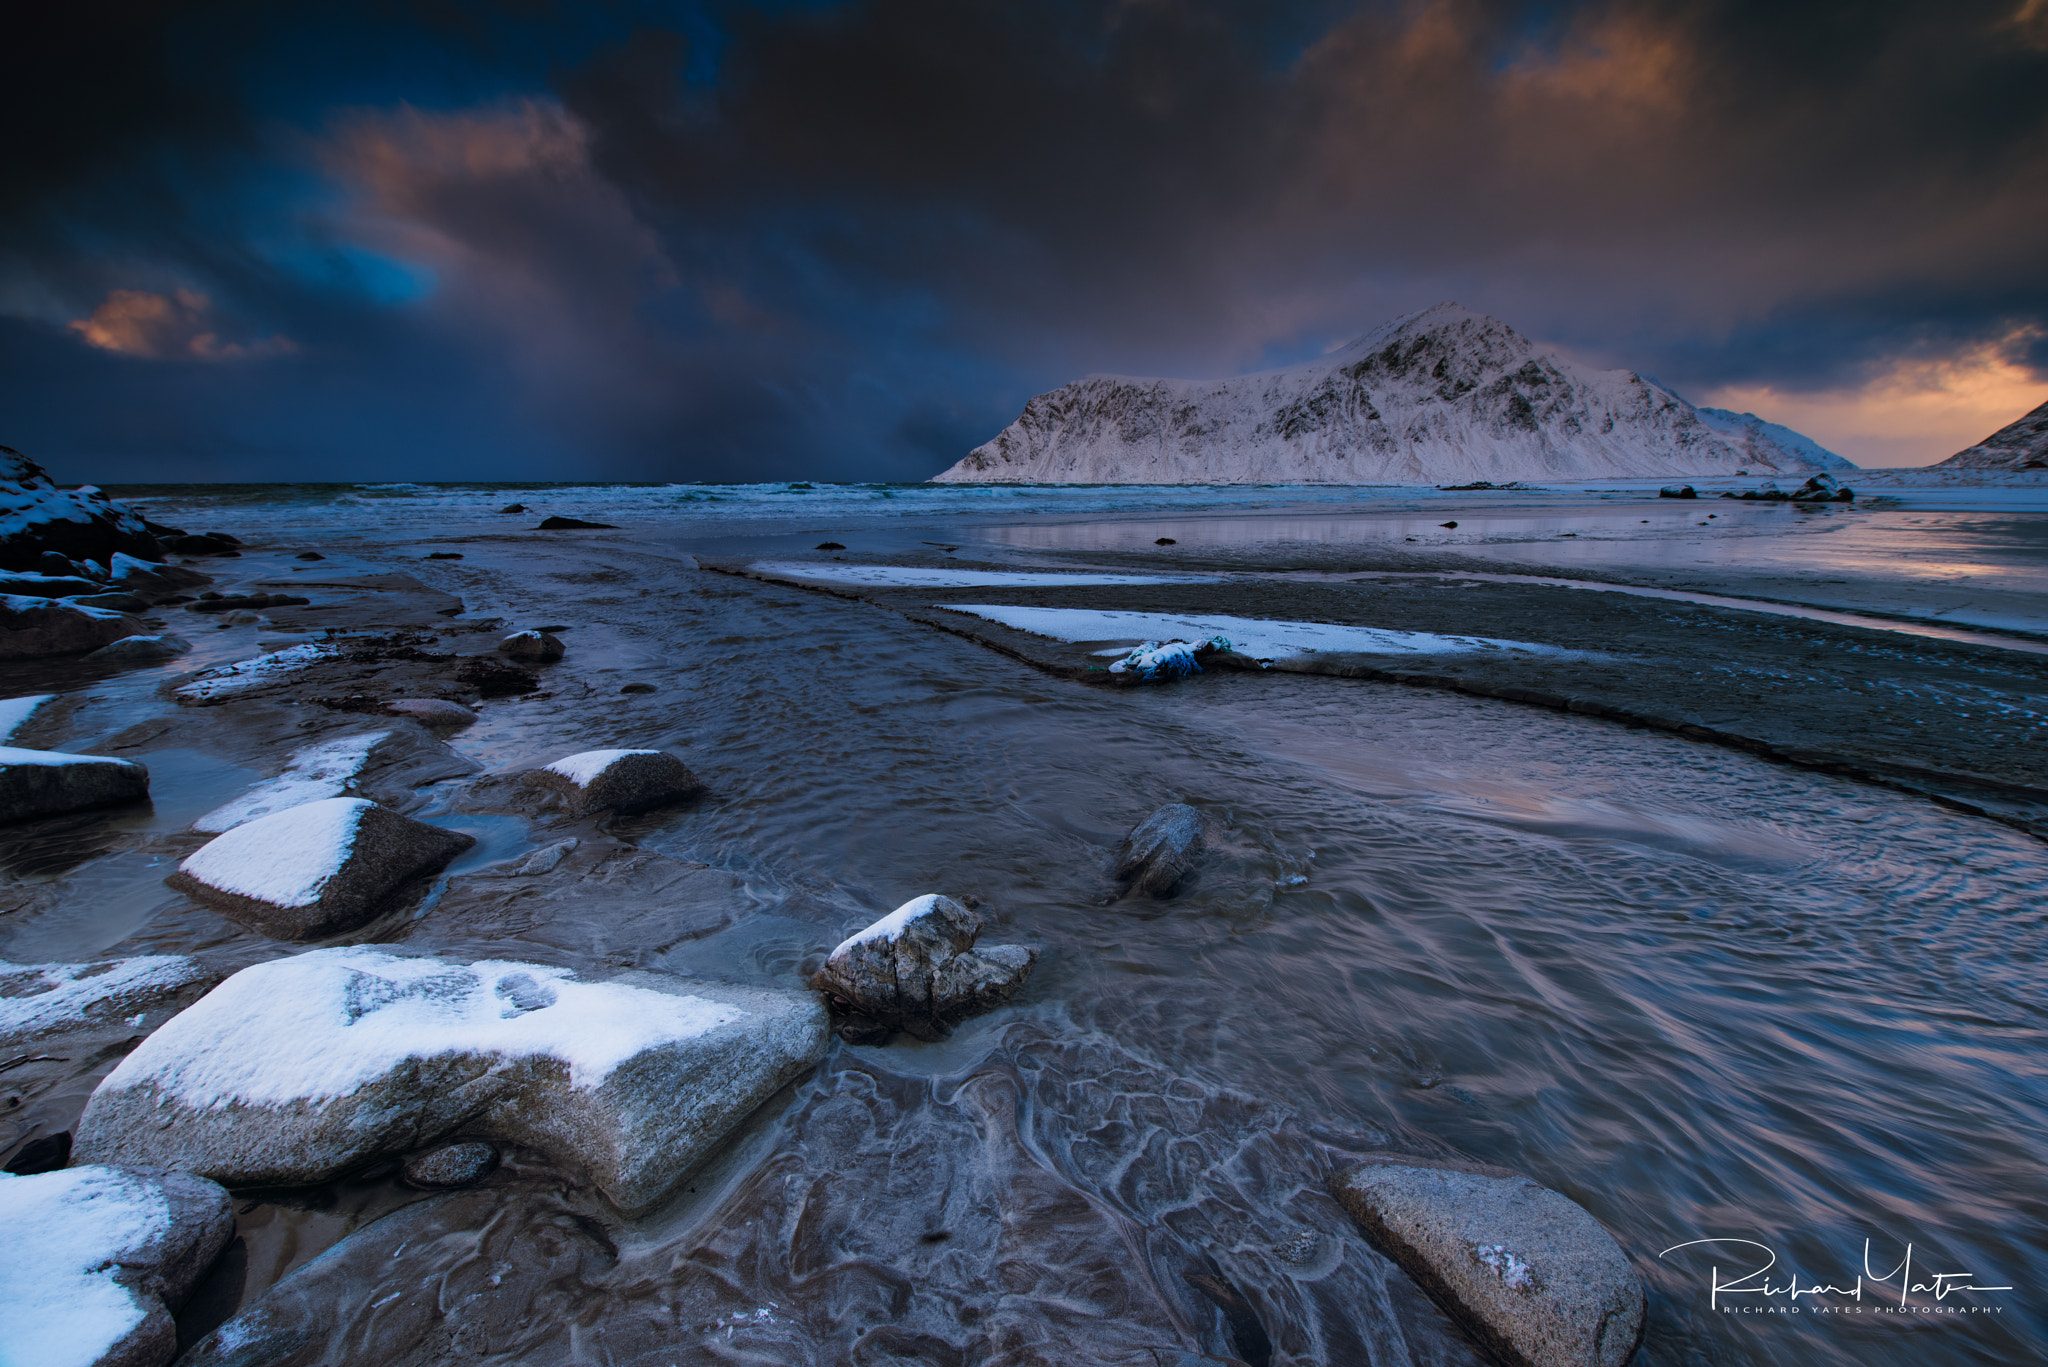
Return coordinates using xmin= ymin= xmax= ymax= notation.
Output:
xmin=1703 ymin=326 xmax=2048 ymax=468
xmin=68 ymin=288 xmax=296 ymax=361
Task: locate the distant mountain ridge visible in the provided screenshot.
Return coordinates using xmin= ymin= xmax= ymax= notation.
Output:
xmin=932 ymin=303 xmax=1850 ymax=484
xmin=1933 ymin=398 xmax=2048 ymax=473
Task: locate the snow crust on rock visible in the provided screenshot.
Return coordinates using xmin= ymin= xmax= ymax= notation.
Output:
xmin=937 ymin=604 xmax=1571 ymax=660
xmin=1 ymin=591 xmax=127 ymax=621
xmin=0 ymin=955 xmax=208 ymax=1042
xmin=0 ymin=1166 xmax=168 ymax=1367
xmin=194 ymin=732 xmax=388 ymax=833
xmin=934 ymin=303 xmax=1844 ymax=485
xmin=177 ymin=796 xmax=374 ymax=908
xmin=98 ymin=947 xmax=747 ymax=1105
xmin=0 ymin=694 xmax=52 ymax=742
xmin=544 ymin=748 xmax=661 ymax=787
xmin=834 ymin=893 xmax=948 ymax=953
xmin=0 ymin=744 xmax=140 ymax=770
xmin=174 ymin=642 xmax=342 ymax=703
xmin=747 ymin=561 xmax=1200 ymax=588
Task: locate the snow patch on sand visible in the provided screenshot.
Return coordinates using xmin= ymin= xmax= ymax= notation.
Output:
xmin=938 ymin=605 xmax=1572 ymax=660
xmin=0 ymin=1166 xmax=168 ymax=1367
xmin=748 ymin=561 xmax=1200 ymax=589
xmin=177 ymin=796 xmax=374 ymax=908
xmin=0 ymin=694 xmax=53 ymax=742
xmin=194 ymin=732 xmax=388 ymax=833
xmin=100 ymin=947 xmax=747 ymax=1104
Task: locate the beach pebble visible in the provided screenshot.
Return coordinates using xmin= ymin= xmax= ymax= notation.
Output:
xmin=401 ymin=1140 xmax=499 ymax=1189
xmin=498 ymin=629 xmax=565 ymax=662
xmin=1113 ymin=802 xmax=1205 ymax=898
xmin=813 ymin=894 xmax=1037 ymax=1036
xmin=164 ymin=796 xmax=475 ymax=940
xmin=497 ymin=504 xmax=526 ymax=514
xmin=0 ymin=1164 xmax=235 ymax=1367
xmin=294 ymin=550 xmax=325 ymax=560
xmin=1329 ymin=1154 xmax=1645 ymax=1367
xmin=814 ymin=541 xmax=845 ymax=550
xmin=0 ymin=595 xmax=142 ymax=659
xmin=85 ymin=633 xmax=192 ymax=663
xmin=1 ymin=954 xmax=220 ymax=1046
xmin=524 ymin=748 xmax=702 ymax=816
xmin=73 ymin=948 xmax=829 ymax=1212
xmin=620 ymin=682 xmax=656 ymax=694
xmin=384 ymin=697 xmax=479 ymax=727
xmin=0 ymin=746 xmax=149 ymax=825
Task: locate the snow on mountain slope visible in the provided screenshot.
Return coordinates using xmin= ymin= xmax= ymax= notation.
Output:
xmin=1932 ymin=398 xmax=2048 ymax=473
xmin=933 ymin=304 xmax=1844 ymax=485
xmin=1696 ymin=408 xmax=1856 ymax=472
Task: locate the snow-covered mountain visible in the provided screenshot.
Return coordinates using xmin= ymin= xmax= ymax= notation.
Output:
xmin=932 ymin=303 xmax=1850 ymax=484
xmin=1932 ymin=398 xmax=2048 ymax=473
xmin=1696 ymin=408 xmax=1855 ymax=472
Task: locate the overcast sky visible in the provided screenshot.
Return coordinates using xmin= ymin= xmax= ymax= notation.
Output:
xmin=5 ymin=0 xmax=2046 ymax=481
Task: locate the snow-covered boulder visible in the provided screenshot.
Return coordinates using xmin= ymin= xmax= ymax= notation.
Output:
xmin=0 ymin=445 xmax=166 ymax=573
xmin=0 ymin=746 xmax=149 ymax=826
xmin=73 ymin=948 xmax=829 ymax=1211
xmin=813 ymin=894 xmax=1037 ymax=1038
xmin=524 ymin=748 xmax=703 ymax=816
xmin=84 ymin=634 xmax=192 ymax=664
xmin=0 ymin=593 xmax=143 ymax=659
xmin=384 ymin=697 xmax=478 ymax=727
xmin=0 ymin=1164 xmax=234 ymax=1367
xmin=164 ymin=797 xmax=475 ymax=940
xmin=191 ymin=732 xmax=391 ymax=833
xmin=498 ymin=629 xmax=564 ymax=662
xmin=1113 ymin=803 xmax=1205 ymax=898
xmin=0 ymin=955 xmax=220 ymax=1046
xmin=1330 ymin=1155 xmax=1645 ymax=1367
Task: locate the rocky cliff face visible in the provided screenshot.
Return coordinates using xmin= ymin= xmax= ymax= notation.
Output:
xmin=1933 ymin=398 xmax=2048 ymax=472
xmin=933 ymin=304 xmax=1849 ymax=484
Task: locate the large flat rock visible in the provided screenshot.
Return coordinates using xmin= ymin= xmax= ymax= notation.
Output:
xmin=74 ymin=947 xmax=829 ymax=1211
xmin=0 ymin=746 xmax=149 ymax=825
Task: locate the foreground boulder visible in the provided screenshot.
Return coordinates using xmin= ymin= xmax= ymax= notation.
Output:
xmin=0 ymin=955 xmax=220 ymax=1046
xmin=1113 ymin=802 xmax=1206 ymax=897
xmin=0 ymin=1164 xmax=234 ymax=1367
xmin=0 ymin=746 xmax=149 ymax=825
xmin=74 ymin=947 xmax=829 ymax=1211
xmin=524 ymin=748 xmax=702 ymax=816
xmin=1331 ymin=1155 xmax=1645 ymax=1367
xmin=165 ymin=796 xmax=475 ymax=939
xmin=0 ymin=593 xmax=143 ymax=658
xmin=813 ymin=894 xmax=1037 ymax=1039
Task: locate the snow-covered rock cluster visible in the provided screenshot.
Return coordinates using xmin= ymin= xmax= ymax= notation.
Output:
xmin=0 ymin=445 xmax=167 ymax=572
xmin=933 ymin=304 xmax=1851 ymax=485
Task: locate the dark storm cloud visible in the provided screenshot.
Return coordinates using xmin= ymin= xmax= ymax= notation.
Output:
xmin=4 ymin=0 xmax=2046 ymax=478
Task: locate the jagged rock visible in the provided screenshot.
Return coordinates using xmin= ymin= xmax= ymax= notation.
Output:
xmin=0 ymin=594 xmax=143 ymax=658
xmin=812 ymin=894 xmax=1037 ymax=1036
xmin=0 ymin=445 xmax=167 ymax=571
xmin=164 ymin=796 xmax=475 ymax=939
xmin=401 ymin=1141 xmax=498 ymax=1189
xmin=85 ymin=634 xmax=192 ymax=664
xmin=523 ymin=748 xmax=703 ymax=816
xmin=1113 ymin=803 xmax=1206 ymax=897
xmin=0 ymin=1164 xmax=235 ymax=1367
xmin=1330 ymin=1155 xmax=1645 ymax=1367
xmin=498 ymin=629 xmax=565 ymax=662
xmin=384 ymin=697 xmax=478 ymax=727
xmin=0 ymin=955 xmax=220 ymax=1046
xmin=0 ymin=747 xmax=149 ymax=825
xmin=73 ymin=947 xmax=829 ymax=1211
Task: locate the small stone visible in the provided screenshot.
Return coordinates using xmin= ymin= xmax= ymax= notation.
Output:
xmin=384 ymin=697 xmax=479 ymax=727
xmin=814 ymin=542 xmax=846 ymax=550
xmin=0 ymin=747 xmax=149 ymax=825
xmin=295 ymin=551 xmax=325 ymax=560
xmin=426 ymin=551 xmax=464 ymax=560
xmin=523 ymin=748 xmax=702 ymax=816
xmin=1440 ymin=520 xmax=1460 ymax=527
xmin=1113 ymin=803 xmax=1205 ymax=898
xmin=620 ymin=682 xmax=656 ymax=694
xmin=498 ymin=629 xmax=565 ymax=662
xmin=812 ymin=894 xmax=1037 ymax=1033
xmin=1155 ymin=537 xmax=1177 ymax=545
xmin=401 ymin=1141 xmax=498 ymax=1189
xmin=85 ymin=633 xmax=192 ymax=663
xmin=497 ymin=504 xmax=526 ymax=514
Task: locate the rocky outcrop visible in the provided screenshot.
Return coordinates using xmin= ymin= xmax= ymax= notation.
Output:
xmin=165 ymin=796 xmax=475 ymax=939
xmin=0 ymin=746 xmax=149 ymax=825
xmin=934 ymin=304 xmax=1846 ymax=485
xmin=1330 ymin=1154 xmax=1645 ymax=1367
xmin=813 ymin=894 xmax=1037 ymax=1039
xmin=0 ymin=955 xmax=220 ymax=1046
xmin=73 ymin=947 xmax=830 ymax=1211
xmin=0 ymin=1164 xmax=235 ymax=1367
xmin=523 ymin=748 xmax=703 ymax=816
xmin=0 ymin=594 xmax=144 ymax=658
xmin=1933 ymin=398 xmax=2048 ymax=473
xmin=1113 ymin=803 xmax=1206 ymax=897
xmin=0 ymin=446 xmax=168 ymax=572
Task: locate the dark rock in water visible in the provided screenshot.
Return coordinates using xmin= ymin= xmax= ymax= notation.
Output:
xmin=1657 ymin=485 xmax=1697 ymax=499
xmin=498 ymin=503 xmax=526 ymax=514
xmin=1113 ymin=802 xmax=1205 ymax=897
xmin=454 ymin=657 xmax=539 ymax=696
xmin=295 ymin=550 xmax=325 ymax=560
xmin=3 ymin=1129 xmax=71 ymax=1173
xmin=0 ymin=596 xmax=143 ymax=658
xmin=401 ymin=1141 xmax=499 ymax=1189
xmin=84 ymin=633 xmax=192 ymax=664
xmin=1440 ymin=520 xmax=1459 ymax=528
xmin=164 ymin=796 xmax=475 ymax=940
xmin=811 ymin=893 xmax=1037 ymax=1038
xmin=0 ymin=748 xmax=149 ymax=825
xmin=523 ymin=748 xmax=703 ymax=816
xmin=814 ymin=541 xmax=846 ymax=550
xmin=534 ymin=515 xmax=617 ymax=530
xmin=498 ymin=628 xmax=565 ymax=662
xmin=1155 ymin=537 xmax=1178 ymax=545
xmin=0 ymin=1164 xmax=236 ymax=1367
xmin=425 ymin=551 xmax=464 ymax=560
xmin=620 ymin=682 xmax=656 ymax=694
xmin=1330 ymin=1154 xmax=1646 ymax=1367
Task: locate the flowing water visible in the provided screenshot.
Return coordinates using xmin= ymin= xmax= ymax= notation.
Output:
xmin=12 ymin=483 xmax=2048 ymax=1365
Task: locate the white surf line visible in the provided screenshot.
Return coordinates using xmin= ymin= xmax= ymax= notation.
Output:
xmin=1267 ymin=570 xmax=2048 ymax=658
xmin=746 ymin=561 xmax=1209 ymax=589
xmin=934 ymin=604 xmax=1577 ymax=661
xmin=0 ymin=694 xmax=55 ymax=742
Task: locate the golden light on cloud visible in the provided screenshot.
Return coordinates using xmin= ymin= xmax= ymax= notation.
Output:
xmin=68 ymin=288 xmax=297 ymax=361
xmin=1703 ymin=327 xmax=2048 ymax=468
